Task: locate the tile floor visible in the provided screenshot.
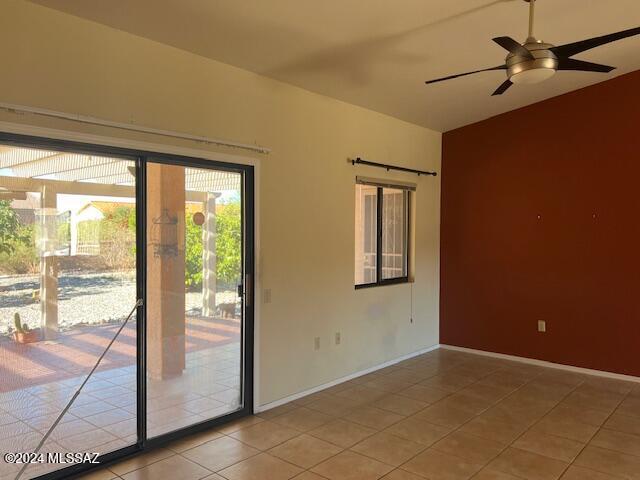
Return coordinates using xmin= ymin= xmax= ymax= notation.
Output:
xmin=0 ymin=342 xmax=241 ymax=480
xmin=60 ymin=348 xmax=640 ymax=480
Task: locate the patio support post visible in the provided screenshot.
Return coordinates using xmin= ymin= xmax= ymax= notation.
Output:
xmin=147 ymin=164 xmax=186 ymax=379
xmin=202 ymin=192 xmax=221 ymax=317
xmin=40 ymin=185 xmax=59 ymax=341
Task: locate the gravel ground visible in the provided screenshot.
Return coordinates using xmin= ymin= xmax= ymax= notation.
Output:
xmin=0 ymin=271 xmax=238 ymax=335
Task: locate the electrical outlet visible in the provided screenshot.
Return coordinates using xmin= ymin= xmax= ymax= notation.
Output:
xmin=263 ymin=289 xmax=272 ymax=304
xmin=335 ymin=332 xmax=341 ymax=345
xmin=314 ymin=337 xmax=320 ymax=350
xmin=538 ymin=320 xmax=546 ymax=333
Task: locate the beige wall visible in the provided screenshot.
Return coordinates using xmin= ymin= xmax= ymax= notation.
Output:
xmin=0 ymin=0 xmax=441 ymax=405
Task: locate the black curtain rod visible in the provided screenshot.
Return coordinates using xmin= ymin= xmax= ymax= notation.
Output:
xmin=351 ymin=157 xmax=437 ymax=176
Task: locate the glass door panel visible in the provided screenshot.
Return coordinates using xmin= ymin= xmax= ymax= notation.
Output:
xmin=145 ymin=161 xmax=244 ymax=438
xmin=0 ymin=144 xmax=138 ymax=479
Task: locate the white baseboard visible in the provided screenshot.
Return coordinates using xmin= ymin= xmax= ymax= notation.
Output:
xmin=255 ymin=344 xmax=441 ymax=413
xmin=441 ymin=344 xmax=640 ymax=384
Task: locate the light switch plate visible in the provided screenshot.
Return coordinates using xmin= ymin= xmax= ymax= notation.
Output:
xmin=335 ymin=332 xmax=341 ymax=345
xmin=538 ymin=320 xmax=546 ymax=333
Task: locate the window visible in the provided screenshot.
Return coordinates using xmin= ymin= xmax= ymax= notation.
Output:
xmin=355 ymin=179 xmax=411 ymax=287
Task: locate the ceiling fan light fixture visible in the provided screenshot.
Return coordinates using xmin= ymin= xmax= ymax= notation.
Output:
xmin=423 ymin=0 xmax=640 ymax=96
xmin=510 ymin=67 xmax=556 ymax=84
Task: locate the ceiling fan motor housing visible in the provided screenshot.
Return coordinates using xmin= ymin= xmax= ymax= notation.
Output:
xmin=507 ymin=39 xmax=558 ymax=84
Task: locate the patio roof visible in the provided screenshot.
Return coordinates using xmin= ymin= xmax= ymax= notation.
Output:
xmin=0 ymin=145 xmax=240 ymax=192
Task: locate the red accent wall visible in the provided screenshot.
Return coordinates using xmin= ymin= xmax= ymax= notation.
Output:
xmin=441 ymin=71 xmax=640 ymax=377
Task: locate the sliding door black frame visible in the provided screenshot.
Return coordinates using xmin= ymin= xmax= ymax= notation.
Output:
xmin=0 ymin=132 xmax=255 ymax=480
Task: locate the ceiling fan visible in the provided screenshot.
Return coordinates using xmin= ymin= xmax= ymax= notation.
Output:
xmin=425 ymin=0 xmax=640 ymax=95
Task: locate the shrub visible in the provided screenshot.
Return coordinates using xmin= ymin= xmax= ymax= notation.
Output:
xmin=184 ymin=201 xmax=241 ymax=290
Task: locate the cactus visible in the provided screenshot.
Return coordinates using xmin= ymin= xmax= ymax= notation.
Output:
xmin=14 ymin=313 xmax=29 ymax=333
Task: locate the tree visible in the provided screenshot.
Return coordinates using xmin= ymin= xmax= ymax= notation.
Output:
xmin=184 ymin=201 xmax=241 ymax=290
xmin=216 ymin=203 xmax=241 ymax=285
xmin=0 ymin=200 xmax=24 ymax=255
xmin=185 ymin=213 xmax=203 ymax=289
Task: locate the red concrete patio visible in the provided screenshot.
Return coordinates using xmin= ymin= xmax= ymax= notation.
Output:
xmin=0 ymin=315 xmax=240 ymax=393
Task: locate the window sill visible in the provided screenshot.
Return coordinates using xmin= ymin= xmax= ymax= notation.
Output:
xmin=355 ymin=277 xmax=409 ymax=289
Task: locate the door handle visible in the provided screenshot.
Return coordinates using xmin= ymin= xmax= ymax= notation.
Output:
xmin=244 ymin=273 xmax=251 ymax=307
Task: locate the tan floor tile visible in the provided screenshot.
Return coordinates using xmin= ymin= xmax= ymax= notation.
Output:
xmin=311 ymin=450 xmax=393 ymax=480
xmin=617 ymin=396 xmax=640 ymax=419
xmin=217 ymin=452 xmax=302 ymax=480
xmin=420 ymin=373 xmax=476 ymax=392
xmin=478 ymin=372 xmax=529 ymax=390
xmin=257 ymin=404 xmax=300 ymax=421
xmin=561 ymin=390 xmax=621 ymax=414
xmin=481 ymin=403 xmax=548 ymax=428
xmin=292 ymin=392 xmax=333 ymax=407
xmin=166 ymin=428 xmax=223 ymax=453
xmin=433 ymin=431 xmax=505 ymax=465
xmin=351 ymin=431 xmax=425 ymax=466
xmin=413 ymin=402 xmax=476 ymax=428
xmin=513 ymin=430 xmax=584 ymax=462
xmin=218 ymin=416 xmax=264 ymax=434
xmin=351 ymin=372 xmax=386 ymax=385
xmin=182 ymin=436 xmax=259 ymax=471
xmin=268 ymin=434 xmax=343 ymax=468
xmin=76 ymin=468 xmax=120 ymax=480
xmin=334 ymin=385 xmax=388 ymax=403
xmin=585 ymin=380 xmax=633 ymax=395
xmin=385 ymin=416 xmax=451 ymax=446
xmin=458 ymin=415 xmax=527 ymax=445
xmin=385 ymin=369 xmax=431 ymax=384
xmin=373 ymin=395 xmax=428 ymax=416
xmin=229 ymin=420 xmax=300 ymax=450
xmin=401 ymin=448 xmax=483 ymax=480
xmin=381 ymin=469 xmax=425 ymax=480
xmin=560 ymin=465 xmax=622 ymax=480
xmin=575 ymin=445 xmax=640 ymax=479
xmin=396 ymin=385 xmax=451 ymax=404
xmin=547 ymin=405 xmax=610 ymax=427
xmin=365 ymin=377 xmax=415 ymax=393
xmin=202 ymin=475 xmax=226 ymax=480
xmin=121 ymin=455 xmax=211 ymax=480
xmin=292 ymin=472 xmax=329 ymax=480
xmin=342 ymin=406 xmax=405 ymax=430
xmin=306 ymin=396 xmax=361 ymax=416
xmin=309 ymin=419 xmax=376 ymax=448
xmin=530 ymin=415 xmax=599 ymax=443
xmin=590 ymin=428 xmax=640 ymax=457
xmin=472 ymin=469 xmax=523 ymax=479
xmin=443 ymin=393 xmax=494 ymax=415
xmin=461 ymin=383 xmax=513 ymax=403
xmin=487 ymin=447 xmax=569 ymax=480
xmin=270 ymin=407 xmax=333 ymax=432
xmin=604 ymin=411 xmax=640 ymax=436
xmin=109 ymin=447 xmax=174 ymax=476
xmin=515 ymin=382 xmax=572 ymax=405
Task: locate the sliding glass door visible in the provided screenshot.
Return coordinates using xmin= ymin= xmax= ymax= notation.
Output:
xmin=0 ymin=134 xmax=254 ymax=479
xmin=144 ymin=159 xmax=250 ymax=438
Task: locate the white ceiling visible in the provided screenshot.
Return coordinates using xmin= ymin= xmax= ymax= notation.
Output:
xmin=30 ymin=0 xmax=640 ymax=132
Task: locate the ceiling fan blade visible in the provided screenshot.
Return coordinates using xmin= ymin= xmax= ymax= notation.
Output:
xmin=491 ymin=79 xmax=513 ymax=96
xmin=425 ymin=65 xmax=507 ymax=84
xmin=557 ymin=58 xmax=616 ymax=73
xmin=492 ymin=37 xmax=534 ymax=59
xmin=551 ymin=26 xmax=640 ymax=58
